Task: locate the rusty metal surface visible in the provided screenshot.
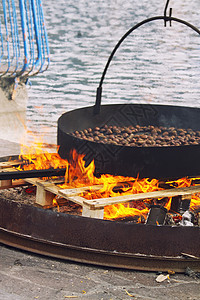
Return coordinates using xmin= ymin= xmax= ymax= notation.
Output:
xmin=1 ymin=227 xmax=199 ymax=273
xmin=0 ymin=198 xmax=199 ymax=272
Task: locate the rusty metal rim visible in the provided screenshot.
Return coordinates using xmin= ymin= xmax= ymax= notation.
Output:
xmin=0 ymin=196 xmax=200 ymax=273
xmin=1 ymin=227 xmax=200 ymax=273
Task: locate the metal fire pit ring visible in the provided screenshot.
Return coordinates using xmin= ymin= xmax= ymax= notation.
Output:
xmin=0 ymin=156 xmax=199 ymax=273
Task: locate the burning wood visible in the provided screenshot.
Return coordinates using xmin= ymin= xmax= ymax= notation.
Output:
xmin=145 ymin=205 xmax=167 ymax=225
xmin=0 ymin=146 xmax=200 ymax=224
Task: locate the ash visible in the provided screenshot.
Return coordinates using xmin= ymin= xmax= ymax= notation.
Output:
xmin=0 ymin=187 xmax=82 ymax=216
xmin=0 ymin=186 xmax=36 ymax=205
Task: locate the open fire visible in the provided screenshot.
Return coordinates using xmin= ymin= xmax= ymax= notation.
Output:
xmin=1 ymin=142 xmax=200 ymax=273
xmin=11 ymin=143 xmax=200 ymax=224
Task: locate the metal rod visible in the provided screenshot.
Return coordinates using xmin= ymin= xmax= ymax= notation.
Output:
xmin=164 ymin=0 xmax=170 ymax=16
xmin=0 ymin=168 xmax=66 ymax=180
xmin=94 ymin=14 xmax=200 ymax=114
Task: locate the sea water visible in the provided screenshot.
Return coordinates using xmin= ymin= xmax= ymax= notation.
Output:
xmin=27 ymin=0 xmax=200 ymax=145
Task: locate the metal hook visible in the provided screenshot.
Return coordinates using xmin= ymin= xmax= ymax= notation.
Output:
xmin=164 ymin=0 xmax=172 ymax=27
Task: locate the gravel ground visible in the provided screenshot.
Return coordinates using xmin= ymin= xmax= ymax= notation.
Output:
xmin=0 ymin=139 xmax=199 ymax=300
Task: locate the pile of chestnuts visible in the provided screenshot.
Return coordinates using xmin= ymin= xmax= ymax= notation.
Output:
xmin=70 ymin=125 xmax=200 ymax=147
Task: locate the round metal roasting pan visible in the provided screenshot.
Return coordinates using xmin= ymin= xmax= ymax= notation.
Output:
xmin=58 ymin=4 xmax=200 ymax=179
xmin=58 ymin=103 xmax=200 ymax=179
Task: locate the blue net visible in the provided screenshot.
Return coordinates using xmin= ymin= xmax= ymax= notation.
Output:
xmin=0 ymin=0 xmax=50 ymax=78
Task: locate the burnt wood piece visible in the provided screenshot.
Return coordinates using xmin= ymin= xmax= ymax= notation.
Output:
xmin=0 ymin=168 xmax=66 ymax=180
xmin=145 ymin=205 xmax=167 ymax=225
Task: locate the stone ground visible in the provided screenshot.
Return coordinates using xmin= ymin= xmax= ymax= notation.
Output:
xmin=0 ymin=139 xmax=199 ymax=300
xmin=0 ymin=244 xmax=200 ymax=300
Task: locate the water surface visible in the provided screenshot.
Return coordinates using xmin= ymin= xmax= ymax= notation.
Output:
xmin=27 ymin=0 xmax=200 ymax=145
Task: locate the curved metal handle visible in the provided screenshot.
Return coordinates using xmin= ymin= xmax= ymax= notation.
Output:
xmin=94 ymin=11 xmax=200 ymax=114
xmin=164 ymin=0 xmax=172 ymax=26
xmin=164 ymin=0 xmax=170 ymax=16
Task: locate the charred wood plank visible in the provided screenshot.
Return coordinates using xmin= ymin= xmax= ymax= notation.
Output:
xmin=0 ymin=168 xmax=66 ymax=180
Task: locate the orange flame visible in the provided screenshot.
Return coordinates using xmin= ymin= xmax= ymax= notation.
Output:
xmin=16 ymin=142 xmax=200 ymax=221
xmin=53 ymin=198 xmax=60 ymax=212
xmin=17 ymin=139 xmax=69 ymax=171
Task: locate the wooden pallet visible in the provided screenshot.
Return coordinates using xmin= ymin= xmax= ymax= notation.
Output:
xmin=0 ymin=161 xmax=200 ymax=219
xmin=0 ymin=161 xmax=25 ymax=188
